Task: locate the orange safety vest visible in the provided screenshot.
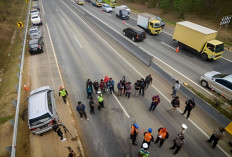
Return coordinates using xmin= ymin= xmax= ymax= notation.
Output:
xmin=131 ymin=126 xmax=138 ymax=135
xmin=144 ymin=133 xmax=152 ymax=142
xmin=158 ymin=129 xmax=167 ymax=140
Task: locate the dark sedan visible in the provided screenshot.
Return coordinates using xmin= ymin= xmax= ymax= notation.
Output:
xmin=28 ymin=38 xmax=44 ymax=54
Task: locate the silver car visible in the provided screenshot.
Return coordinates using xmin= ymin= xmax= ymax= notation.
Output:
xmin=29 ymin=26 xmax=42 ymax=39
xmin=102 ymin=4 xmax=112 ymax=13
xmin=200 ymin=71 xmax=232 ymax=100
xmin=27 ymin=86 xmax=59 ymax=135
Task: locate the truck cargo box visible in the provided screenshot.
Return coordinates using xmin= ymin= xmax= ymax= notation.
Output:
xmin=137 ymin=13 xmax=154 ymax=29
xmin=173 ymin=21 xmax=218 ymax=52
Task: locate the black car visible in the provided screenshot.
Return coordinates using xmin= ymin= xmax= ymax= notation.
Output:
xmin=28 ymin=38 xmax=44 ymax=54
xmin=123 ymin=27 xmax=146 ymax=42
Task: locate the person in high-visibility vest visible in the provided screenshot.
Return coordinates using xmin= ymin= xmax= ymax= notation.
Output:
xmin=141 ymin=128 xmax=154 ymax=149
xmin=98 ymin=93 xmax=104 ymax=110
xmin=130 ymin=123 xmax=139 ymax=145
xmin=59 ymin=86 xmax=68 ymax=104
xmin=154 ymin=127 xmax=169 ymax=147
xmin=138 ymin=143 xmax=149 ymax=157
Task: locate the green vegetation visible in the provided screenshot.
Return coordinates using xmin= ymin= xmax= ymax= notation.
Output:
xmin=0 ymin=115 xmax=14 ymax=125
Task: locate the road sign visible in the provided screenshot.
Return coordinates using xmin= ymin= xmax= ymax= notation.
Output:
xmin=220 ymin=15 xmax=232 ymax=26
xmin=25 ymin=0 xmax=29 ymax=3
xmin=17 ymin=21 xmax=23 ymax=28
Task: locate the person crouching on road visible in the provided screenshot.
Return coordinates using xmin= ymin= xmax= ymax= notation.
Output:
xmin=98 ymin=93 xmax=104 ymax=110
xmin=169 ymin=96 xmax=180 ymax=113
xmin=52 ymin=120 xmax=66 ymax=142
xmin=141 ymin=128 xmax=154 ymax=149
xmin=207 ymin=127 xmax=225 ymax=149
xmin=149 ymin=95 xmax=160 ymax=111
xmin=169 ymin=134 xmax=185 ymax=155
xmin=76 ymin=101 xmax=89 ymax=120
xmin=59 ymin=86 xmax=68 ymax=104
xmin=130 ymin=123 xmax=139 ymax=146
xmin=154 ymin=127 xmax=169 ymax=147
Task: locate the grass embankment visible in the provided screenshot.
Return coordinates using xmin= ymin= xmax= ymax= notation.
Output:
xmin=0 ymin=0 xmax=30 ymax=156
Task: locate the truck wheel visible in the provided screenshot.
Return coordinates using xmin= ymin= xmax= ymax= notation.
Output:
xmin=201 ymin=53 xmax=208 ymax=61
xmin=201 ymin=80 xmax=208 ymax=87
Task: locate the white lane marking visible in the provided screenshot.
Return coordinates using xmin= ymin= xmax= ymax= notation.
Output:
xmin=63 ymin=1 xmax=230 ymax=155
xmin=74 ymin=35 xmax=83 ymax=48
xmin=161 ymin=41 xmax=176 ymax=50
xmin=129 ymin=16 xmax=137 ymax=20
xmin=103 ymin=12 xmax=112 ymax=16
xmin=222 ymin=57 xmax=232 ymax=62
xmin=41 ymin=0 xmax=45 ymax=15
xmin=113 ymin=94 xmax=130 ymax=118
xmin=162 ymin=31 xmax=173 ymax=36
xmin=56 ymin=8 xmax=59 ymax=13
xmin=62 ymin=18 xmax=67 ymax=24
xmin=124 ymin=22 xmax=132 ymax=27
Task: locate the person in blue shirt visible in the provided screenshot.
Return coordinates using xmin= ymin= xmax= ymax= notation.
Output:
xmin=76 ymin=101 xmax=89 ymax=120
xmin=107 ymin=78 xmax=115 ymax=94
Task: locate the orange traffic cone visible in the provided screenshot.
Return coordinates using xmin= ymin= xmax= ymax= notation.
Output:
xmin=176 ymin=46 xmax=179 ymax=52
xmin=24 ymin=85 xmax=29 ymax=91
xmin=123 ymin=20 xmax=125 ymax=24
xmin=101 ymin=9 xmax=103 ymax=12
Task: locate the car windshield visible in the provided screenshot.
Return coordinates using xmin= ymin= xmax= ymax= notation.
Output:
xmin=105 ymin=5 xmax=110 ymax=8
xmin=215 ymin=44 xmax=224 ymax=53
xmin=154 ymin=23 xmax=161 ymax=28
xmin=32 ymin=16 xmax=38 ymax=19
xmin=30 ymin=43 xmax=38 ymax=48
xmin=156 ymin=16 xmax=162 ymax=21
xmin=31 ymin=10 xmax=38 ymax=13
xmin=213 ymin=74 xmax=229 ymax=78
xmin=29 ymin=113 xmax=51 ymax=126
xmin=30 ymin=30 xmax=37 ymax=34
xmin=122 ymin=10 xmax=128 ymax=16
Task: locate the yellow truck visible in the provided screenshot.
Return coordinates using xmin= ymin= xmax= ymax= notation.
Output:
xmin=110 ymin=0 xmax=116 ymax=8
xmin=137 ymin=13 xmax=162 ymax=35
xmin=91 ymin=0 xmax=103 ymax=7
xmin=76 ymin=0 xmax=85 ymax=5
xmin=173 ymin=21 xmax=224 ymax=60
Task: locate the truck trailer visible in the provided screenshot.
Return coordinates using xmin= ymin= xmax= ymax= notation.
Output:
xmin=173 ymin=21 xmax=224 ymax=60
xmin=137 ymin=13 xmax=162 ymax=35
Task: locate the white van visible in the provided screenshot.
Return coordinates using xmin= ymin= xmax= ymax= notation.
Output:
xmin=27 ymin=86 xmax=59 ymax=135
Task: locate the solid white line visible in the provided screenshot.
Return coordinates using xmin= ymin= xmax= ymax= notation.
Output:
xmin=41 ymin=0 xmax=45 ymax=15
xmin=61 ymin=1 xmax=229 ymax=155
xmin=56 ymin=8 xmax=59 ymax=13
xmin=162 ymin=31 xmax=173 ymax=36
xmin=161 ymin=41 xmax=176 ymax=50
xmin=130 ymin=16 xmax=137 ymax=20
xmin=103 ymin=12 xmax=112 ymax=16
xmin=113 ymin=94 xmax=130 ymax=118
xmin=124 ymin=22 xmax=132 ymax=27
xmin=74 ymin=35 xmax=83 ymax=48
xmin=222 ymin=57 xmax=232 ymax=62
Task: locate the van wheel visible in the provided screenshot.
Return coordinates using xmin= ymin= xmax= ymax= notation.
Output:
xmin=116 ymin=14 xmax=118 ymax=18
xmin=201 ymin=53 xmax=208 ymax=61
xmin=132 ymin=37 xmax=135 ymax=42
xmin=201 ymin=80 xmax=208 ymax=87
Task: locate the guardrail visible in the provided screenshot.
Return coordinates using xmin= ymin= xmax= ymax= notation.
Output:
xmin=10 ymin=0 xmax=31 ymax=156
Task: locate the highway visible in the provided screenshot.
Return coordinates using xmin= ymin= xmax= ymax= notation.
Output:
xmin=40 ymin=0 xmax=230 ymax=156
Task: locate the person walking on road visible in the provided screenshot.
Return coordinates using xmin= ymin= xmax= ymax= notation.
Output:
xmin=93 ymin=80 xmax=99 ymax=94
xmin=122 ymin=80 xmax=127 ymax=95
xmin=107 ymin=78 xmax=115 ymax=94
xmin=139 ymin=78 xmax=146 ymax=96
xmin=169 ymin=96 xmax=180 ymax=112
xmin=149 ymin=95 xmax=160 ymax=111
xmin=207 ymin=127 xmax=225 ymax=149
xmin=100 ymin=79 xmax=106 ymax=94
xmin=86 ymin=85 xmax=93 ymax=99
xmin=171 ymin=80 xmax=180 ymax=98
xmin=126 ymin=82 xmax=132 ymax=99
xmin=86 ymin=79 xmax=92 ymax=89
xmin=138 ymin=143 xmax=150 ymax=157
xmin=182 ymin=98 xmax=196 ymax=119
xmin=76 ymin=101 xmax=89 ymax=120
xmin=98 ymin=93 xmax=104 ymax=110
xmin=169 ymin=134 xmax=185 ymax=155
xmin=141 ymin=128 xmax=154 ymax=149
xmin=145 ymin=74 xmax=152 ymax=90
xmin=130 ymin=123 xmax=139 ymax=146
xmin=89 ymin=97 xmax=95 ymax=114
xmin=154 ymin=127 xmax=169 ymax=147
xmin=59 ymin=86 xmax=68 ymax=104
xmin=117 ymin=80 xmax=123 ymax=96
xmin=52 ymin=120 xmax=66 ymax=142
xmin=133 ymin=80 xmax=140 ymax=97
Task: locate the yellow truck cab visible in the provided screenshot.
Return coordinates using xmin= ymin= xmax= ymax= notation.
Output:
xmin=91 ymin=0 xmax=103 ymax=7
xmin=173 ymin=21 xmax=224 ymax=60
xmin=110 ymin=0 xmax=116 ymax=8
xmin=76 ymin=0 xmax=85 ymax=5
xmin=137 ymin=13 xmax=162 ymax=35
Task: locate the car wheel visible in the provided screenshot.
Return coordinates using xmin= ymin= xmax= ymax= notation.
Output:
xmin=201 ymin=80 xmax=208 ymax=87
xmin=132 ymin=37 xmax=135 ymax=42
xmin=116 ymin=14 xmax=118 ymax=18
xmin=201 ymin=53 xmax=208 ymax=61
xmin=123 ymin=31 xmax=126 ymax=36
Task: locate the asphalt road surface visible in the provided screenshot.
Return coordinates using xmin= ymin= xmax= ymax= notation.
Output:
xmin=40 ymin=0 xmax=230 ymax=156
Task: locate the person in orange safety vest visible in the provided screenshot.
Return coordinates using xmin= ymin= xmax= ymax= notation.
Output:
xmin=141 ymin=128 xmax=154 ymax=149
xmin=154 ymin=127 xmax=169 ymax=147
xmin=130 ymin=123 xmax=139 ymax=146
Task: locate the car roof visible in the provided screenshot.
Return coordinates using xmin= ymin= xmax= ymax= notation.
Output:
xmin=128 ymin=26 xmax=144 ymax=32
xmin=224 ymin=75 xmax=232 ymax=82
xmin=29 ymin=26 xmax=39 ymax=30
xmin=31 ymin=9 xmax=39 ymax=12
xmin=29 ymin=39 xmax=39 ymax=44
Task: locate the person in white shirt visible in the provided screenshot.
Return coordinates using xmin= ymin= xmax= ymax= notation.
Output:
xmin=171 ymin=80 xmax=180 ymax=98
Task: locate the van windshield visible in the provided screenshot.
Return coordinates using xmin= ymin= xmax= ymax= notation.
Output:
xmin=213 ymin=74 xmax=229 ymax=78
xmin=121 ymin=10 xmax=128 ymax=16
xmin=29 ymin=113 xmax=51 ymax=126
xmin=215 ymin=44 xmax=224 ymax=53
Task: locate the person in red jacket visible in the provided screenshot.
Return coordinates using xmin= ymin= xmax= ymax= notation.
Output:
xmin=149 ymin=95 xmax=160 ymax=111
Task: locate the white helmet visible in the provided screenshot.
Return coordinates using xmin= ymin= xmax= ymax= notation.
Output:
xmin=182 ymin=124 xmax=187 ymax=129
xmin=97 ymin=91 xmax=101 ymax=94
xmin=142 ymin=143 xmax=148 ymax=149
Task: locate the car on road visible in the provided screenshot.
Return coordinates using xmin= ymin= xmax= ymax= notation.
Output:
xmin=29 ymin=26 xmax=42 ymax=39
xmin=32 ymin=5 xmax=40 ymax=11
xmin=200 ymin=71 xmax=232 ymax=100
xmin=27 ymin=86 xmax=59 ymax=135
xmin=102 ymin=4 xmax=112 ymax=13
xmin=120 ymin=5 xmax=130 ymax=14
xmin=31 ymin=15 xmax=42 ymax=26
xmin=123 ymin=27 xmax=146 ymax=42
xmin=28 ymin=38 xmax=44 ymax=54
xmin=31 ymin=9 xmax=40 ymax=16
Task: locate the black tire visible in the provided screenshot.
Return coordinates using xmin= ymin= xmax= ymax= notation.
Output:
xmin=201 ymin=53 xmax=208 ymax=61
xmin=201 ymin=80 xmax=208 ymax=87
xmin=179 ymin=42 xmax=184 ymax=50
xmin=116 ymin=14 xmax=118 ymax=18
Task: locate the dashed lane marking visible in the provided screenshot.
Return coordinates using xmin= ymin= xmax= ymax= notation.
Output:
xmin=74 ymin=35 xmax=83 ymax=48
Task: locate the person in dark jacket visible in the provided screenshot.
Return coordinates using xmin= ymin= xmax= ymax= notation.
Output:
xmin=89 ymin=97 xmax=95 ymax=114
xmin=169 ymin=96 xmax=180 ymax=113
xmin=93 ymin=80 xmax=99 ymax=94
xmin=169 ymin=134 xmax=185 ymax=155
xmin=76 ymin=101 xmax=89 ymax=120
xmin=52 ymin=120 xmax=66 ymax=142
xmin=149 ymin=95 xmax=160 ymax=111
xmin=107 ymin=78 xmax=115 ymax=94
xmin=86 ymin=79 xmax=92 ymax=89
xmin=145 ymin=74 xmax=152 ymax=90
xmin=182 ymin=98 xmax=196 ymax=119
xmin=154 ymin=127 xmax=169 ymax=147
xmin=133 ymin=80 xmax=140 ymax=97
xmin=139 ymin=78 xmax=146 ymax=95
xmin=207 ymin=127 xmax=225 ymax=148
xmin=86 ymin=85 xmax=92 ymax=99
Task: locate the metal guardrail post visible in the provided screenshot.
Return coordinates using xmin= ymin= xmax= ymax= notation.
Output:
xmin=11 ymin=0 xmax=31 ymax=156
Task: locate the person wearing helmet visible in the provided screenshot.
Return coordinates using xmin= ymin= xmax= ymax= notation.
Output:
xmin=141 ymin=128 xmax=154 ymax=149
xmin=59 ymin=86 xmax=68 ymax=104
xmin=169 ymin=134 xmax=185 ymax=155
xmin=179 ymin=124 xmax=187 ymax=135
xmin=130 ymin=123 xmax=139 ymax=145
xmin=138 ymin=143 xmax=150 ymax=157
xmin=97 ymin=93 xmax=104 ymax=111
xmin=182 ymin=98 xmax=196 ymax=119
xmin=154 ymin=127 xmax=169 ymax=147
